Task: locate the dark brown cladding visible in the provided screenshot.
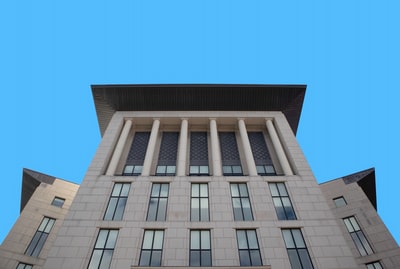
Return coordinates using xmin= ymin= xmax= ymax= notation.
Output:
xmin=91 ymin=84 xmax=306 ymax=137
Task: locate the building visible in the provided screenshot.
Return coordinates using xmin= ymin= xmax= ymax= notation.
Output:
xmin=1 ymin=84 xmax=399 ymax=269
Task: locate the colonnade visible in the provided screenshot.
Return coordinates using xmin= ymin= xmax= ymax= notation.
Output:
xmin=106 ymin=118 xmax=293 ymax=176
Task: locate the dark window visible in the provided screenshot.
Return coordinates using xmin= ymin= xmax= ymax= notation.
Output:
xmin=190 ymin=132 xmax=209 ymax=176
xmin=51 ymin=197 xmax=65 ymax=208
xmin=123 ymin=132 xmax=150 ymax=176
xmin=230 ymin=183 xmax=253 ymax=221
xmin=269 ymin=182 xmax=296 ymax=220
xmin=333 ymin=196 xmax=347 ymax=207
xmin=219 ymin=132 xmax=243 ymax=176
xmin=139 ymin=230 xmax=164 ymax=267
xmin=282 ymin=229 xmax=314 ymax=269
xmin=25 ymin=217 xmax=55 ymax=257
xmin=156 ymin=132 xmax=178 ymax=176
xmin=16 ymin=263 xmax=33 ymax=269
xmin=367 ymin=261 xmax=383 ymax=269
xmin=190 ymin=230 xmax=211 ymax=266
xmin=147 ymin=183 xmax=169 ymax=221
xmin=104 ymin=183 xmax=131 ymax=221
xmin=343 ymin=216 xmax=374 ymax=256
xmin=236 ymin=230 xmax=262 ymax=266
xmin=248 ymin=132 xmax=276 ymax=175
xmin=191 ymin=183 xmax=209 ymax=221
xmin=87 ymin=229 xmax=118 ymax=269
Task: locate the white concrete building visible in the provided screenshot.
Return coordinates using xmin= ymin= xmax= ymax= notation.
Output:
xmin=1 ymin=84 xmax=399 ymax=269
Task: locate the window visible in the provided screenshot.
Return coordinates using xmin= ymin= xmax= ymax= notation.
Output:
xmin=333 ymin=196 xmax=347 ymax=207
xmin=51 ymin=197 xmax=65 ymax=208
xmin=190 ymin=230 xmax=211 ymax=266
xmin=147 ymin=183 xmax=169 ymax=221
xmin=156 ymin=132 xmax=178 ymax=176
xmin=248 ymin=132 xmax=276 ymax=175
xmin=87 ymin=229 xmax=118 ymax=269
xmin=190 ymin=132 xmax=209 ymax=176
xmin=191 ymin=183 xmax=209 ymax=221
xmin=282 ymin=229 xmax=314 ymax=269
xmin=367 ymin=261 xmax=383 ymax=269
xmin=16 ymin=263 xmax=33 ymax=269
xmin=139 ymin=230 xmax=164 ymax=267
xmin=230 ymin=183 xmax=253 ymax=221
xmin=269 ymin=182 xmax=296 ymax=220
xmin=343 ymin=216 xmax=374 ymax=256
xmin=123 ymin=132 xmax=150 ymax=176
xmin=236 ymin=230 xmax=262 ymax=266
xmin=219 ymin=132 xmax=243 ymax=176
xmin=25 ymin=217 xmax=55 ymax=257
xmin=104 ymin=183 xmax=131 ymax=220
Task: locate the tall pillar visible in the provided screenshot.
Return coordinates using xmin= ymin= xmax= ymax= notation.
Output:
xmin=266 ymin=119 xmax=293 ymax=176
xmin=238 ymin=119 xmax=258 ymax=176
xmin=177 ymin=118 xmax=188 ymax=176
xmin=142 ymin=119 xmax=160 ymax=176
xmin=210 ymin=119 xmax=222 ymax=176
xmin=106 ymin=119 xmax=133 ymax=176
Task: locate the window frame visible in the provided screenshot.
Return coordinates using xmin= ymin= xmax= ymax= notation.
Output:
xmin=343 ymin=216 xmax=374 ymax=256
xmin=87 ymin=229 xmax=119 ymax=269
xmin=236 ymin=229 xmax=262 ymax=266
xmin=25 ymin=216 xmax=55 ymax=257
xmin=146 ymin=183 xmax=169 ymax=221
xmin=51 ymin=196 xmax=65 ymax=208
xmin=190 ymin=230 xmax=212 ymax=266
xmin=333 ymin=196 xmax=347 ymax=207
xmin=16 ymin=263 xmax=33 ymax=269
xmin=230 ymin=183 xmax=254 ymax=221
xmin=282 ymin=228 xmax=314 ymax=269
xmin=139 ymin=230 xmax=164 ymax=267
xmin=103 ymin=182 xmax=131 ymax=221
xmin=190 ymin=183 xmax=210 ymax=222
xmin=269 ymin=182 xmax=297 ymax=220
xmin=366 ymin=261 xmax=383 ymax=269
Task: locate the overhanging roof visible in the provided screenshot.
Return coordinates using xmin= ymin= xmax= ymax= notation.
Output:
xmin=342 ymin=168 xmax=377 ymax=210
xmin=91 ymin=84 xmax=306 ymax=136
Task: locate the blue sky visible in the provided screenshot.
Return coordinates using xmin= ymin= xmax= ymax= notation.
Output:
xmin=1 ymin=1 xmax=399 ymax=245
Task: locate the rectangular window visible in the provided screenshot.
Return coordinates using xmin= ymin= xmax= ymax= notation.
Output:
xmin=25 ymin=217 xmax=55 ymax=257
xmin=191 ymin=183 xmax=209 ymax=221
xmin=248 ymin=132 xmax=276 ymax=175
xmin=147 ymin=183 xmax=169 ymax=221
xmin=282 ymin=229 xmax=314 ymax=269
xmin=16 ymin=263 xmax=33 ymax=269
xmin=367 ymin=261 xmax=383 ymax=269
xmin=190 ymin=132 xmax=209 ymax=176
xmin=333 ymin=196 xmax=347 ymax=207
xmin=139 ymin=230 xmax=164 ymax=267
xmin=269 ymin=182 xmax=296 ymax=220
xmin=236 ymin=230 xmax=262 ymax=266
xmin=230 ymin=183 xmax=253 ymax=221
xmin=219 ymin=132 xmax=243 ymax=176
xmin=104 ymin=183 xmax=131 ymax=221
xmin=87 ymin=229 xmax=118 ymax=269
xmin=51 ymin=197 xmax=65 ymax=208
xmin=123 ymin=132 xmax=150 ymax=176
xmin=343 ymin=216 xmax=374 ymax=256
xmin=190 ymin=230 xmax=211 ymax=266
xmin=156 ymin=132 xmax=179 ymax=176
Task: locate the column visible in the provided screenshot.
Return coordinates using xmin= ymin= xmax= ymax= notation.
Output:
xmin=238 ymin=119 xmax=258 ymax=176
xmin=106 ymin=119 xmax=133 ymax=176
xmin=176 ymin=118 xmax=188 ymax=176
xmin=266 ymin=119 xmax=293 ymax=175
xmin=209 ymin=119 xmax=222 ymax=176
xmin=141 ymin=119 xmax=160 ymax=176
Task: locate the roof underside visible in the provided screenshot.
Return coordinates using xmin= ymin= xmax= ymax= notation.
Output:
xmin=342 ymin=168 xmax=377 ymax=210
xmin=91 ymin=84 xmax=306 ymax=136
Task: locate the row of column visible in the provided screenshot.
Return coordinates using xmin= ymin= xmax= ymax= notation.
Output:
xmin=106 ymin=118 xmax=293 ymax=176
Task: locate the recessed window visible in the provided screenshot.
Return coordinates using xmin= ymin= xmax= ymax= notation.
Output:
xmin=190 ymin=132 xmax=209 ymax=176
xmin=16 ymin=263 xmax=33 ymax=269
xmin=219 ymin=132 xmax=243 ymax=176
xmin=282 ymin=229 xmax=314 ymax=269
xmin=248 ymin=132 xmax=276 ymax=176
xmin=190 ymin=230 xmax=212 ymax=266
xmin=87 ymin=229 xmax=118 ymax=269
xmin=333 ymin=196 xmax=347 ymax=207
xmin=191 ymin=183 xmax=209 ymax=221
xmin=156 ymin=132 xmax=178 ymax=176
xmin=25 ymin=217 xmax=55 ymax=257
xmin=269 ymin=182 xmax=296 ymax=220
xmin=51 ymin=197 xmax=65 ymax=208
xmin=230 ymin=183 xmax=253 ymax=221
xmin=139 ymin=230 xmax=164 ymax=267
xmin=147 ymin=183 xmax=169 ymax=221
xmin=236 ymin=230 xmax=262 ymax=266
xmin=343 ymin=216 xmax=374 ymax=256
xmin=104 ymin=183 xmax=131 ymax=221
xmin=123 ymin=132 xmax=150 ymax=176
xmin=367 ymin=261 xmax=383 ymax=269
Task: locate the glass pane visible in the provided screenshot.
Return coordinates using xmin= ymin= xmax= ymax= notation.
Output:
xmin=292 ymin=229 xmax=305 ymax=248
xmin=142 ymin=231 xmax=154 ymax=249
xmin=150 ymin=250 xmax=162 ymax=266
xmin=200 ymin=198 xmax=209 ymax=221
xmin=160 ymin=184 xmax=169 ymax=197
xmin=95 ymin=230 xmax=109 ymax=248
xmin=239 ymin=250 xmax=251 ymax=266
xmin=52 ymin=197 xmax=65 ymax=207
xmin=153 ymin=231 xmax=164 ymax=249
xmin=232 ymin=198 xmax=243 ymax=221
xmin=105 ymin=230 xmax=118 ymax=248
xmin=25 ymin=232 xmax=41 ymax=255
xmin=112 ymin=183 xmax=122 ymax=196
xmin=200 ymin=184 xmax=208 ymax=197
xmin=147 ymin=198 xmax=158 ymax=221
xmin=334 ymin=197 xmax=346 ymax=207
xmin=298 ymin=249 xmax=314 ymax=269
xmin=139 ymin=250 xmax=151 ymax=266
xmin=265 ymin=165 xmax=275 ymax=174
xmin=123 ymin=165 xmax=133 ymax=174
xmin=277 ymin=183 xmax=288 ymax=196
xmin=357 ymin=231 xmax=373 ymax=255
xmin=151 ymin=184 xmax=160 ymax=197
xmin=190 ymin=250 xmax=200 ymax=266
xmin=349 ymin=217 xmax=360 ymax=231
xmin=201 ymin=230 xmax=210 ymax=249
xmin=191 ymin=198 xmax=200 ymax=221
xmin=367 ymin=264 xmax=374 ymax=269
xmin=44 ymin=218 xmax=55 ymax=233
xmin=133 ymin=165 xmax=142 ymax=174
xmin=230 ymin=184 xmax=239 ymax=197
xmin=191 ymin=230 xmax=200 ymax=249
xmin=282 ymin=230 xmax=295 ymax=248
xmin=242 ymin=199 xmax=253 ymax=221
xmin=282 ymin=198 xmax=296 ymax=220
xmin=246 ymin=230 xmax=258 ymax=249
xmin=256 ymin=165 xmax=265 ymax=174
xmin=104 ymin=198 xmax=118 ymax=220
xmin=114 ymin=198 xmax=127 ymax=220
xmin=288 ymin=249 xmax=302 ymax=269
xmin=201 ymin=250 xmax=212 ymax=266
xmin=88 ymin=249 xmax=103 ymax=269
xmin=273 ymin=198 xmax=286 ymax=220
xmin=192 ymin=184 xmax=199 ymax=197
xmin=344 ymin=218 xmax=354 ymax=232
xmin=190 ymin=166 xmax=199 ymax=174
xmin=223 ymin=166 xmax=232 ymax=174
xmin=38 ymin=218 xmax=49 ymax=232
xmin=99 ymin=249 xmax=113 ymax=269
xmin=238 ymin=184 xmax=248 ymax=196
xmin=250 ymin=249 xmax=262 ymax=266
xmin=166 ymin=166 xmax=176 ymax=174
xmin=269 ymin=183 xmax=279 ymax=196
xmin=351 ymin=233 xmax=367 ymax=256
xmin=157 ymin=198 xmax=167 ymax=220
xmin=120 ymin=183 xmax=130 ymax=196
xmin=232 ymin=165 xmax=242 ymax=174
xmin=156 ymin=166 xmax=166 ymax=174
xmin=236 ymin=230 xmax=248 ymax=249
xmin=32 ymin=233 xmax=47 ymax=257
xmin=200 ymin=166 xmax=209 ymax=174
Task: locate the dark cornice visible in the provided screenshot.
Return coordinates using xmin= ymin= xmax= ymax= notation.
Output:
xmin=91 ymin=84 xmax=306 ymax=136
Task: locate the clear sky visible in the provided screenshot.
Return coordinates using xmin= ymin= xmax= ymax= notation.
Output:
xmin=1 ymin=1 xmax=399 ymax=245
